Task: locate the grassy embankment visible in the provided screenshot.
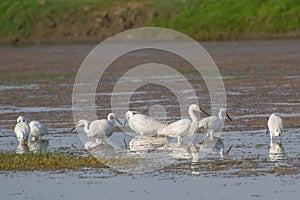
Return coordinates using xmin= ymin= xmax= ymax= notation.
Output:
xmin=0 ymin=0 xmax=299 ymax=44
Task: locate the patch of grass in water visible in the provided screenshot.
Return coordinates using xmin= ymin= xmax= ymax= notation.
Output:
xmin=0 ymin=152 xmax=106 ymax=171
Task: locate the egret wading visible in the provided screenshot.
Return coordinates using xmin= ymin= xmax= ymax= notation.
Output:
xmin=17 ymin=116 xmax=48 ymax=141
xmin=158 ymin=104 xmax=209 ymax=145
xmin=198 ymin=108 xmax=232 ymax=136
xmin=267 ymin=113 xmax=284 ymax=141
xmin=15 ymin=116 xmax=30 ymax=144
xmin=72 ymin=113 xmax=123 ymax=144
xmin=124 ymin=111 xmax=165 ymax=136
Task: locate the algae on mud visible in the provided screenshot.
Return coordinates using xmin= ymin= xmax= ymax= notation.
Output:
xmin=1 ymin=150 xmax=298 ymax=177
xmin=0 ymin=152 xmax=106 ymax=171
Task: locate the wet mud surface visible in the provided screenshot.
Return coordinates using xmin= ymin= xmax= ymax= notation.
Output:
xmin=0 ymin=40 xmax=300 ymax=199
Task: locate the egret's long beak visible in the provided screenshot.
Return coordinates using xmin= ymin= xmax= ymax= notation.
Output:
xmin=226 ymin=112 xmax=233 ymax=121
xmin=70 ymin=127 xmax=76 ymax=132
xmin=199 ymin=108 xmax=210 ymax=116
xmin=115 ymin=117 xmax=123 ymax=126
xmin=123 ymin=119 xmax=127 ymax=127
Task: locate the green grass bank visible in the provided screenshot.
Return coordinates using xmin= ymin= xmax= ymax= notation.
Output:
xmin=0 ymin=0 xmax=299 ymax=44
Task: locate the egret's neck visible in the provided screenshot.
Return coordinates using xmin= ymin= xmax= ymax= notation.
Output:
xmin=219 ymin=111 xmax=226 ymax=121
xmin=107 ymin=113 xmax=115 ymax=123
xmin=188 ymin=108 xmax=198 ymax=135
xmin=82 ymin=120 xmax=90 ymax=134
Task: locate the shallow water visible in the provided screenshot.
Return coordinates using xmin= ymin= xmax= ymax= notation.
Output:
xmin=0 ymin=40 xmax=300 ymax=199
xmin=1 ymin=171 xmax=300 ymax=200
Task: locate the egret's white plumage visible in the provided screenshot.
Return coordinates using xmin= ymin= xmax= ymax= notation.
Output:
xmin=14 ymin=119 xmax=30 ymax=144
xmin=158 ymin=104 xmax=207 ymax=144
xmin=125 ymin=111 xmax=165 ymax=136
xmin=17 ymin=116 xmax=48 ymax=141
xmin=198 ymin=108 xmax=232 ymax=136
xmin=267 ymin=113 xmax=284 ymax=140
xmin=74 ymin=113 xmax=122 ymax=144
xmin=29 ymin=121 xmax=48 ymax=141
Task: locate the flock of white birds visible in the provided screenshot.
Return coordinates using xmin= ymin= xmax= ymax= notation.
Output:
xmin=14 ymin=104 xmax=284 ymax=155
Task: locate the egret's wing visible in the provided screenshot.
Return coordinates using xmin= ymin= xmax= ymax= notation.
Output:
xmin=14 ymin=123 xmax=30 ymax=137
xmin=37 ymin=122 xmax=48 ymax=135
xmin=158 ymin=119 xmax=190 ymax=137
xmin=88 ymin=120 xmax=113 ymax=138
xmin=198 ymin=116 xmax=213 ymax=129
xmin=132 ymin=114 xmax=164 ymax=134
xmin=199 ymin=116 xmax=222 ymax=131
xmin=30 ymin=121 xmax=48 ymax=135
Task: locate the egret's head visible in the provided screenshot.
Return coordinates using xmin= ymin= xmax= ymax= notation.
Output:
xmin=77 ymin=119 xmax=88 ymax=127
xmin=219 ymin=109 xmax=232 ymax=121
xmin=17 ymin=116 xmax=27 ymax=123
xmin=108 ymin=113 xmax=123 ymax=126
xmin=125 ymin=111 xmax=134 ymax=121
xmin=107 ymin=113 xmax=117 ymax=121
xmin=189 ymin=104 xmax=209 ymax=116
xmin=219 ymin=109 xmax=227 ymax=116
xmin=276 ymin=128 xmax=282 ymax=136
xmin=190 ymin=104 xmax=200 ymax=111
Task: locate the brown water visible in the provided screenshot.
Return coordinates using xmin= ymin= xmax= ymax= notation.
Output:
xmin=0 ymin=40 xmax=300 ymax=199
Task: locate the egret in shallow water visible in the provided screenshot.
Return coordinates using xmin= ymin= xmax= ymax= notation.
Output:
xmin=17 ymin=116 xmax=48 ymax=141
xmin=158 ymin=104 xmax=209 ymax=145
xmin=198 ymin=108 xmax=232 ymax=136
xmin=14 ymin=117 xmax=30 ymax=144
xmin=124 ymin=111 xmax=165 ymax=136
xmin=267 ymin=113 xmax=284 ymax=141
xmin=72 ymin=113 xmax=123 ymax=144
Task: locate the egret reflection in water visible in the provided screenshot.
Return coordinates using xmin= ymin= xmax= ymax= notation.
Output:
xmin=198 ymin=135 xmax=231 ymax=159
xmin=128 ymin=135 xmax=168 ymax=153
xmin=16 ymin=144 xmax=29 ymax=154
xmin=16 ymin=140 xmax=49 ymax=154
xmin=28 ymin=139 xmax=49 ymax=153
xmin=269 ymin=141 xmax=285 ymax=161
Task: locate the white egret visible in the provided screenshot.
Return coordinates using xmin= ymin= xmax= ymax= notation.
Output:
xmin=124 ymin=111 xmax=165 ymax=136
xmin=198 ymin=108 xmax=232 ymax=136
xmin=267 ymin=113 xmax=283 ymax=140
xmin=14 ymin=117 xmax=30 ymax=144
xmin=72 ymin=113 xmax=123 ymax=144
xmin=158 ymin=104 xmax=208 ymax=145
xmin=17 ymin=116 xmax=48 ymax=141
